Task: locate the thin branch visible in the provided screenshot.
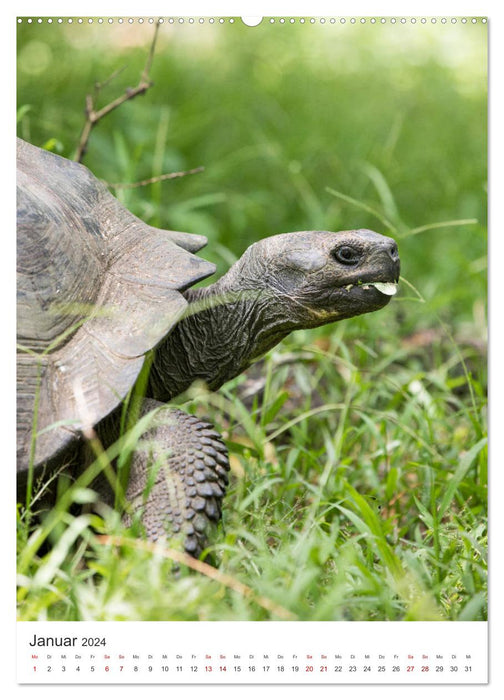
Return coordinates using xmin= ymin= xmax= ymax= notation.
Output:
xmin=140 ymin=20 xmax=159 ymax=83
xmin=94 ymin=65 xmax=127 ymax=93
xmin=106 ymin=166 xmax=205 ymax=190
xmin=75 ymin=21 xmax=161 ymax=162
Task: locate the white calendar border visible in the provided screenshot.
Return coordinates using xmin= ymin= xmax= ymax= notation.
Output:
xmin=6 ymin=0 xmax=502 ymax=696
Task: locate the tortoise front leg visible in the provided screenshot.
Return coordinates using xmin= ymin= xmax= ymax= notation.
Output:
xmin=122 ymin=400 xmax=230 ymax=558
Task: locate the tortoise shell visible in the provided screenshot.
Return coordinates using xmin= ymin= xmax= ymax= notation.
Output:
xmin=16 ymin=138 xmax=215 ymax=471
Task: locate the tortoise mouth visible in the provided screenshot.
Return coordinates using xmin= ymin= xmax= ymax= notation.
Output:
xmin=342 ymin=279 xmax=399 ymax=296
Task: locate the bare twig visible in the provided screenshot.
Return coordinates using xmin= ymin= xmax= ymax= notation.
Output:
xmin=75 ymin=21 xmax=161 ymax=162
xmin=94 ymin=65 xmax=128 ymax=93
xmin=106 ymin=166 xmax=205 ymax=190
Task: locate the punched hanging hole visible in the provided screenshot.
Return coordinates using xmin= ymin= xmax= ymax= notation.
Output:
xmin=241 ymin=16 xmax=263 ymax=26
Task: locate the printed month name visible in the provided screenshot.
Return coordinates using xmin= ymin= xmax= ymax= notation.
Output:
xmin=28 ymin=636 xmax=106 ymax=647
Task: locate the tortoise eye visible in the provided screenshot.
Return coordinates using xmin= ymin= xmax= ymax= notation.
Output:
xmin=333 ymin=245 xmax=361 ymax=266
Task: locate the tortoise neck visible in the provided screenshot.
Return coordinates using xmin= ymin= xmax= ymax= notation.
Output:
xmin=147 ymin=267 xmax=296 ymax=401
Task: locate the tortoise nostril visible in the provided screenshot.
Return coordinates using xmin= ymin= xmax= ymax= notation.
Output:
xmin=388 ymin=243 xmax=399 ymax=262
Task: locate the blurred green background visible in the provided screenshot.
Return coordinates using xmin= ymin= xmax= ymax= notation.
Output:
xmin=17 ymin=17 xmax=487 ymax=339
xmin=16 ymin=17 xmax=488 ymax=623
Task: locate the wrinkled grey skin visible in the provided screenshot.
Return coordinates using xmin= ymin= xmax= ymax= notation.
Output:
xmin=122 ymin=228 xmax=400 ymax=556
xmin=119 ymin=228 xmax=398 ymax=556
xmin=149 ymin=229 xmax=400 ymax=401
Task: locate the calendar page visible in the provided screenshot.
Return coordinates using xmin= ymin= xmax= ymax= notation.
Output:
xmin=15 ymin=5 xmax=488 ymax=688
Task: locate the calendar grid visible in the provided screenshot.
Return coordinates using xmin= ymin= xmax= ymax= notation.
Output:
xmin=17 ymin=621 xmax=488 ymax=684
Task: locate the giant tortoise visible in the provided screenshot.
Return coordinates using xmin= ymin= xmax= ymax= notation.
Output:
xmin=17 ymin=138 xmax=400 ymax=556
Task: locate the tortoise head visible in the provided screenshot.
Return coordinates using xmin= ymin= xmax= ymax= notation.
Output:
xmin=231 ymin=229 xmax=400 ymax=329
xmin=150 ymin=228 xmax=400 ymax=400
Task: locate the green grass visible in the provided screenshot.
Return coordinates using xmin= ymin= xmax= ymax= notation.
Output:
xmin=17 ymin=324 xmax=487 ymax=621
xmin=16 ymin=18 xmax=487 ymax=622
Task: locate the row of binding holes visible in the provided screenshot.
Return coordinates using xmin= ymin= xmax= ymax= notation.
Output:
xmin=18 ymin=18 xmax=229 ymax=24
xmin=17 ymin=17 xmax=487 ymax=25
